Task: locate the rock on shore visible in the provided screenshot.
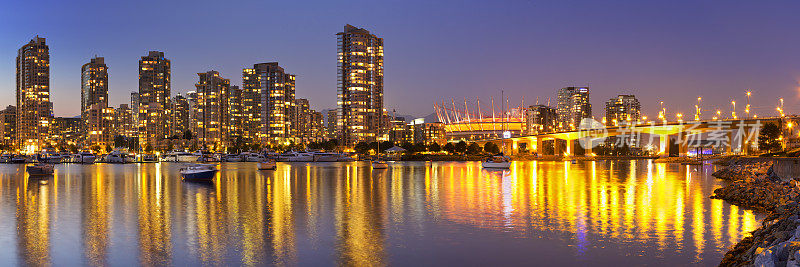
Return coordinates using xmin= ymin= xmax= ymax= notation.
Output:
xmin=713 ymin=158 xmax=800 ymax=266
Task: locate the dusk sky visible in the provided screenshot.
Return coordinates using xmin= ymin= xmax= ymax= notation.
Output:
xmin=1 ymin=0 xmax=799 ymax=119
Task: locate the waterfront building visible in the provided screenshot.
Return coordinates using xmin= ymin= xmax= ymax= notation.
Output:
xmin=409 ymin=118 xmax=445 ymax=145
xmin=137 ymin=51 xmax=171 ymax=150
xmin=170 ymin=94 xmax=191 ymax=138
xmin=194 ymin=71 xmax=230 ymax=150
xmin=556 ymin=87 xmax=591 ymax=130
xmin=525 ymin=105 xmax=558 ymax=135
xmin=227 ymin=85 xmax=244 ymax=144
xmin=16 ymin=36 xmax=53 ymax=153
xmin=114 ymin=104 xmax=136 ymax=138
xmin=327 ymin=109 xmax=339 ymax=140
xmin=604 ymin=94 xmax=641 ymax=126
xmin=388 ymin=116 xmax=412 ymax=144
xmin=81 ymin=57 xmax=112 ymax=146
xmin=242 ymin=62 xmax=295 ymax=146
xmin=337 ymin=24 xmax=384 ymax=146
xmin=294 ymin=98 xmax=312 ymax=143
xmin=309 ymin=111 xmax=325 ymax=142
xmin=0 ymin=106 xmax=16 ymax=149
xmin=50 ymin=117 xmax=81 ymax=149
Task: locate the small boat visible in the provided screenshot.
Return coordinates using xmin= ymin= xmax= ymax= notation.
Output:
xmin=312 ymin=152 xmax=340 ymax=162
xmin=11 ymin=155 xmax=28 ymax=164
xmin=27 ymin=163 xmax=54 ymax=176
xmin=241 ymin=152 xmax=266 ymax=162
xmin=79 ymin=152 xmax=97 ymax=164
xmin=138 ymin=154 xmax=158 ymax=163
xmin=224 ymin=154 xmax=242 ymax=162
xmin=571 ymin=159 xmax=577 ymax=164
xmin=372 ymin=160 xmax=388 ymax=169
xmin=180 ymin=164 xmax=218 ymax=181
xmin=482 ymin=155 xmax=512 ymax=169
xmin=257 ymin=159 xmax=277 ymax=170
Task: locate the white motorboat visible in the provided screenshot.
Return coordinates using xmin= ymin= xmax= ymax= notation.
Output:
xmin=162 ymin=151 xmax=200 ymax=162
xmin=240 ymin=152 xmax=266 ymax=162
xmin=104 ymin=151 xmax=130 ymax=163
xmin=482 ymin=155 xmax=512 ymax=169
xmin=257 ymin=159 xmax=277 ymax=170
xmin=279 ymin=151 xmax=314 ymax=162
xmin=180 ymin=164 xmax=218 ymax=181
xmin=0 ymin=154 xmax=12 ymax=163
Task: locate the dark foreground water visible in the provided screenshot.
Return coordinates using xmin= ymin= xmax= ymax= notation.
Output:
xmin=0 ymin=161 xmax=761 ymax=266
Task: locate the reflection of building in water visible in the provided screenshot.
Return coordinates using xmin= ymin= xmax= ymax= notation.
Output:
xmin=333 ymin=165 xmax=388 ymax=266
xmin=82 ymin=170 xmax=113 ymax=266
xmin=137 ymin=166 xmax=172 ymax=266
xmin=268 ymin=166 xmax=297 ymax=265
xmin=432 ymin=161 xmax=759 ymax=259
xmin=16 ymin=178 xmax=51 ymax=266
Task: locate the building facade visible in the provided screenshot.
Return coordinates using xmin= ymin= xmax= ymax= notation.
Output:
xmin=242 ymin=62 xmax=296 ymax=146
xmin=526 ymin=105 xmax=558 ymax=135
xmin=114 ymin=104 xmax=136 ymax=138
xmin=171 ymin=94 xmax=191 ymax=138
xmin=0 ymin=106 xmax=16 ymax=149
xmin=555 ymin=87 xmax=591 ymax=130
xmin=337 ymin=24 xmax=384 ymax=146
xmin=16 ymin=36 xmax=53 ymax=153
xmin=138 ymin=51 xmax=171 ymax=150
xmin=81 ymin=57 xmax=113 ymax=146
xmin=194 ymin=71 xmax=230 ymax=150
xmin=604 ymin=95 xmax=641 ymax=126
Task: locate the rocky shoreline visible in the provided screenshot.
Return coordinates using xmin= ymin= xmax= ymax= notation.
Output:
xmin=712 ymin=158 xmax=800 ymax=266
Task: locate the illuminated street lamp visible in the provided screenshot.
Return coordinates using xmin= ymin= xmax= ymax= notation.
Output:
xmin=695 ymin=97 xmax=702 ymax=121
xmin=676 ymin=113 xmax=683 ymax=123
xmin=731 ymin=101 xmax=737 ymax=120
xmin=745 ymin=91 xmax=751 ymax=117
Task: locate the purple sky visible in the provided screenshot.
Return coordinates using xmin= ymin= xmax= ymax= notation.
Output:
xmin=1 ymin=0 xmax=799 ymax=120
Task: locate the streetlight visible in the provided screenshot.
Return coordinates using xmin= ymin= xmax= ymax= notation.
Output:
xmin=745 ymin=91 xmax=751 ymax=117
xmin=780 ymin=98 xmax=785 ymax=117
xmin=695 ymin=97 xmax=702 ymax=121
xmin=731 ymin=101 xmax=737 ymax=120
xmin=676 ymin=113 xmax=683 ymax=123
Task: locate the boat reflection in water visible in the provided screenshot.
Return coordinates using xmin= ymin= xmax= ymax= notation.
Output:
xmin=0 ymin=160 xmax=761 ymax=265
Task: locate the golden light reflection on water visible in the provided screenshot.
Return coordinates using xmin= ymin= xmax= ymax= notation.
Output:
xmin=0 ymin=160 xmax=763 ymax=265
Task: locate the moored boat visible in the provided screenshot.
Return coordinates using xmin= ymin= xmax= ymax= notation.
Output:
xmin=482 ymin=154 xmax=512 ymax=169
xmin=27 ymin=163 xmax=54 ymax=176
xmin=180 ymin=164 xmax=218 ymax=181
xmin=257 ymin=159 xmax=277 ymax=170
xmin=372 ymin=160 xmax=388 ymax=169
xmin=312 ymin=152 xmax=340 ymax=162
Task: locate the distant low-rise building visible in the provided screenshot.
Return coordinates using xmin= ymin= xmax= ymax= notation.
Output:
xmin=0 ymin=106 xmax=16 ymax=149
xmin=410 ymin=118 xmax=445 ymax=145
xmin=605 ymin=95 xmax=641 ymax=126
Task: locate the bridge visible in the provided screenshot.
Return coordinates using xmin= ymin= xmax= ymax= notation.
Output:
xmin=471 ymin=117 xmax=795 ymax=157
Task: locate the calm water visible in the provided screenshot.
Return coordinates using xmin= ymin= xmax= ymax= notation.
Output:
xmin=0 ymin=161 xmax=761 ymax=266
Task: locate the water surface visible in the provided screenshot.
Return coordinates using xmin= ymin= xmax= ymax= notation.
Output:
xmin=0 ymin=161 xmax=761 ymax=266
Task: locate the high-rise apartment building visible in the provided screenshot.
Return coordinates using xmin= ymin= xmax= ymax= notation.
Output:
xmin=294 ymin=98 xmax=312 ymax=143
xmin=81 ymin=57 xmax=113 ymax=146
xmin=526 ymin=105 xmax=558 ymax=135
xmin=327 ymin=109 xmax=338 ymax=140
xmin=138 ymin=51 xmax=171 ymax=150
xmin=242 ymin=62 xmax=295 ymax=146
xmin=171 ymin=94 xmax=191 ymax=138
xmin=604 ymin=95 xmax=641 ymax=126
xmin=194 ymin=71 xmax=230 ymax=150
xmin=337 ymin=24 xmax=384 ymax=146
xmin=227 ymin=85 xmax=243 ymax=143
xmin=556 ymin=87 xmax=592 ymax=130
xmin=16 ymin=36 xmax=53 ymax=153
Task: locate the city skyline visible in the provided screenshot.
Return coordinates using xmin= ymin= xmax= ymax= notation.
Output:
xmin=2 ymin=1 xmax=800 ymax=120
